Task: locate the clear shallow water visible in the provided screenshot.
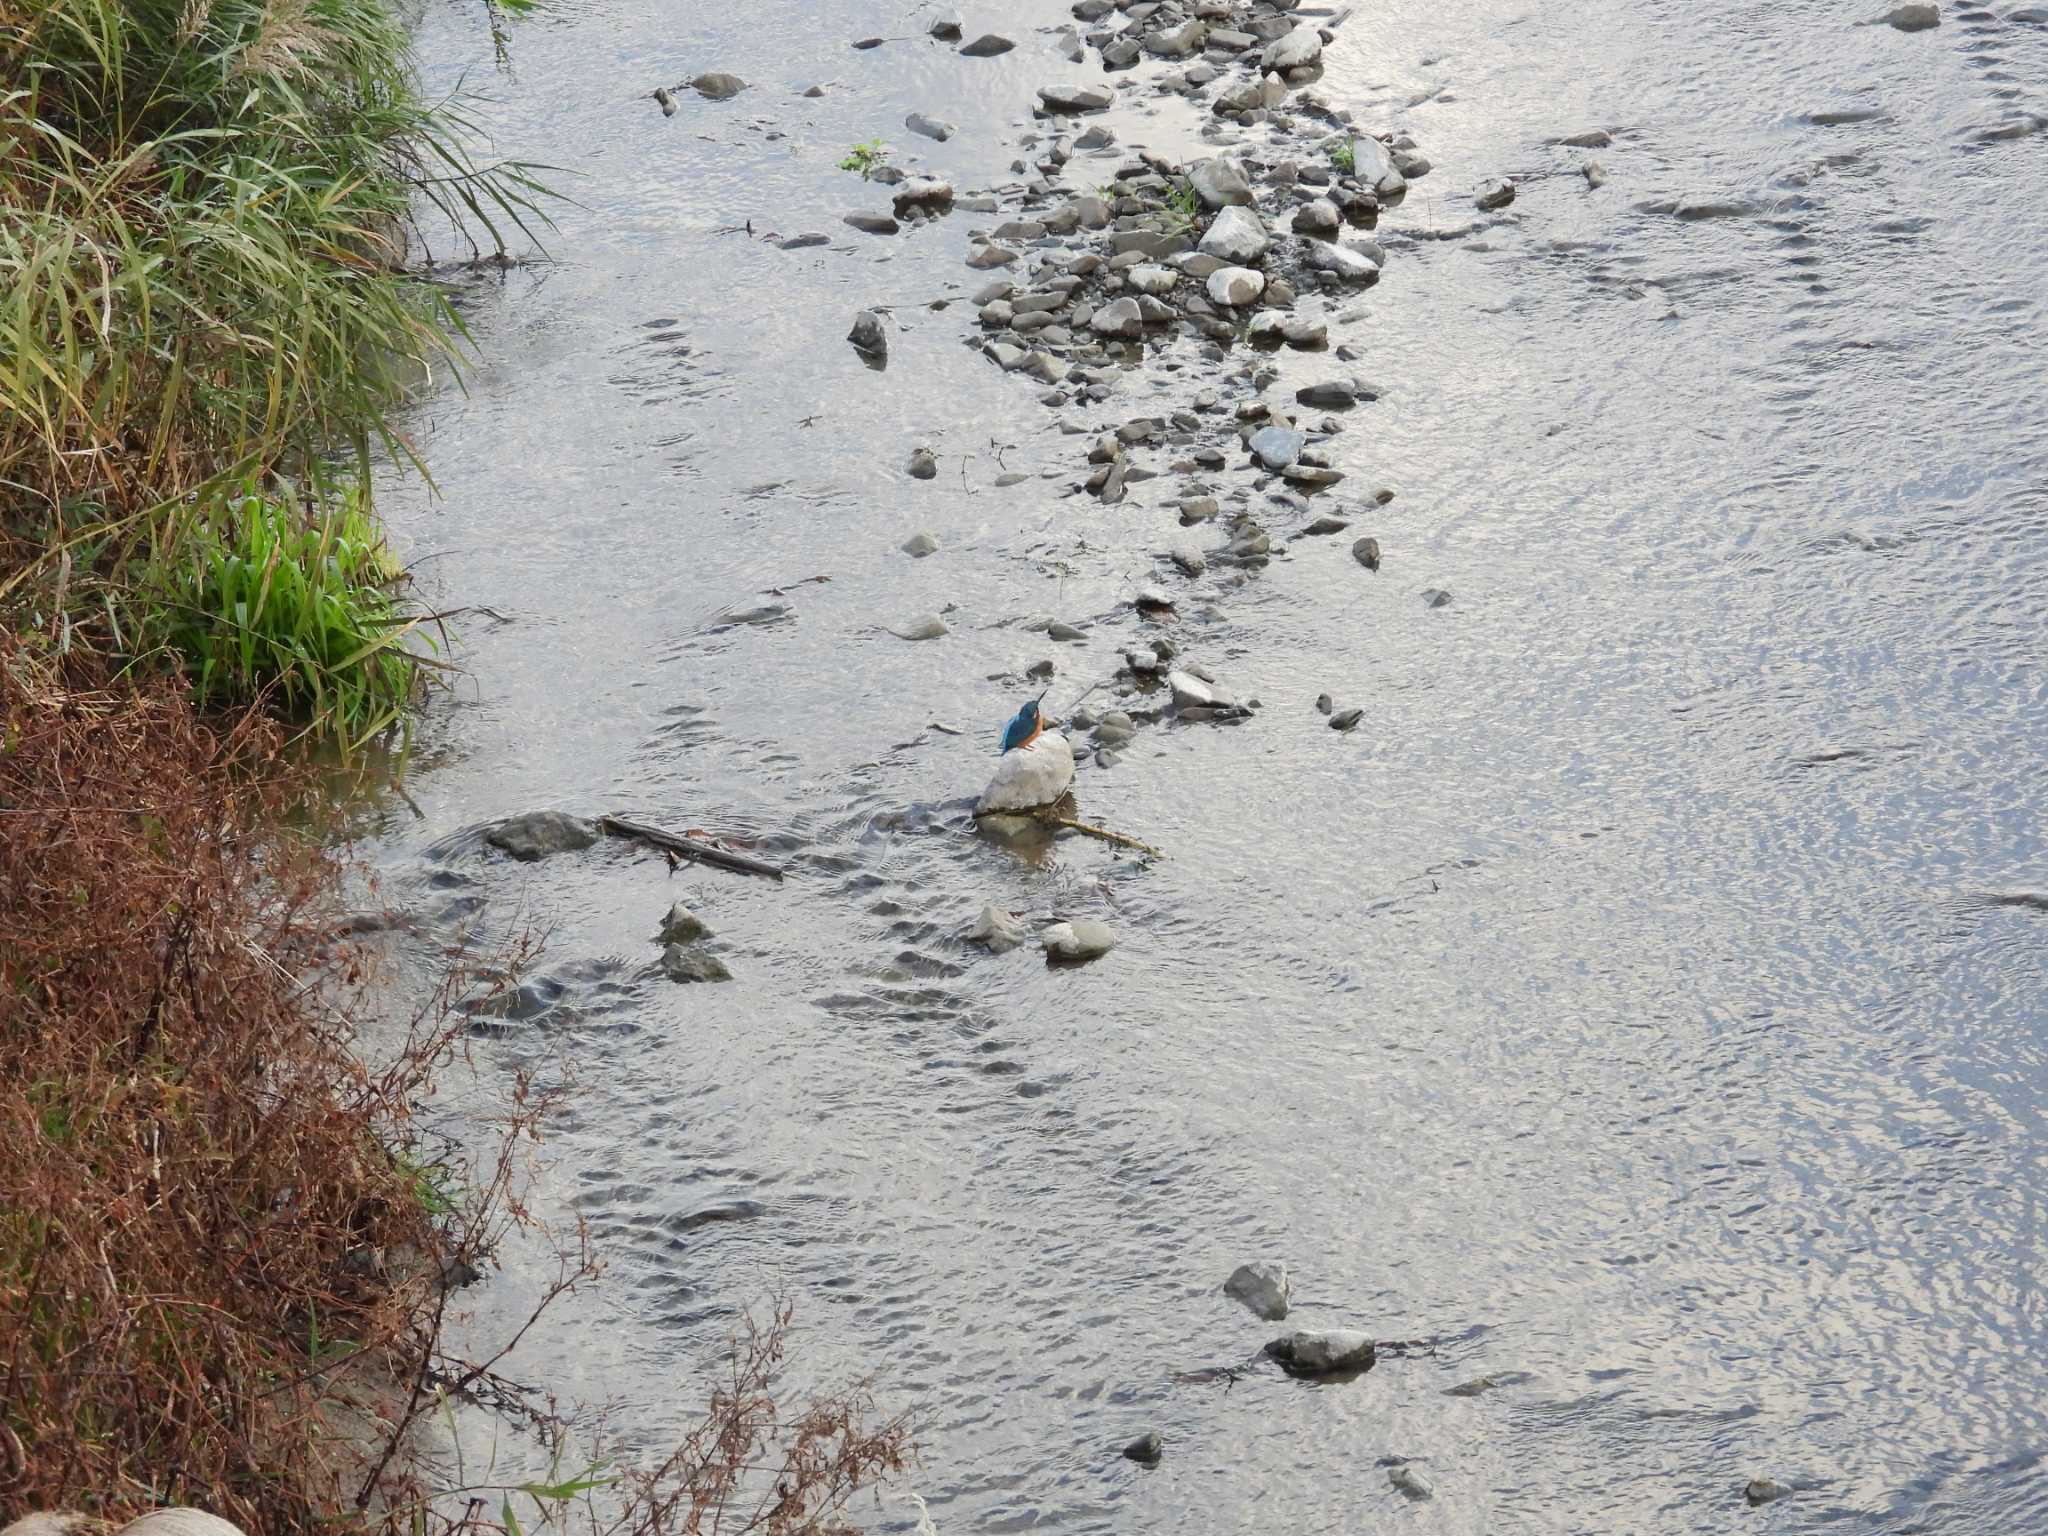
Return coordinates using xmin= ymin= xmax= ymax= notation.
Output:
xmin=363 ymin=0 xmax=2048 ymax=1529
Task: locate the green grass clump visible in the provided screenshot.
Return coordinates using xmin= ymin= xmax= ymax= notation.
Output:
xmin=1329 ymin=140 xmax=1356 ymax=173
xmin=1162 ymin=178 xmax=1202 ymax=234
xmin=0 ymin=0 xmax=546 ymax=742
xmin=150 ymin=476 xmax=437 ymax=747
xmin=838 ymin=138 xmax=886 ymax=178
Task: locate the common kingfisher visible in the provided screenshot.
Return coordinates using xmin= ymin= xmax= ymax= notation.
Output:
xmin=998 ymin=692 xmax=1049 ymax=755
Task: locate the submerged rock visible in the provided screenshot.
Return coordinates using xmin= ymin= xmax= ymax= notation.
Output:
xmin=655 ymin=904 xmax=711 ymax=944
xmin=659 ymin=943 xmax=732 ymax=984
xmin=1876 ymin=1 xmax=1939 ymax=27
xmin=978 ymin=732 xmax=1076 ymax=813
xmin=890 ymin=614 xmax=949 ymax=640
xmin=1122 ymin=1431 xmax=1164 ymax=1464
xmin=968 ymin=903 xmax=1029 ymax=953
xmin=1353 ymin=536 xmax=1382 ymax=569
xmin=906 ymin=111 xmax=956 ymax=142
xmin=487 ymin=810 xmax=598 ymax=861
xmin=1388 ymin=1465 xmax=1434 ymax=1501
xmin=1043 ymin=917 xmax=1115 ymax=962
xmin=844 ymin=212 xmax=900 ymax=235
xmin=1746 ymin=1477 xmax=1795 ymax=1506
xmin=960 ymin=32 xmax=1015 ymax=55
xmin=690 ymin=72 xmax=747 ymax=99
xmin=908 ymin=447 xmax=938 ymax=480
xmin=1476 ymin=178 xmax=1517 ymax=211
xmin=1223 ymin=1261 xmax=1292 ymax=1320
xmin=1265 ymin=1329 xmax=1377 ymax=1374
xmin=927 ymin=10 xmax=963 ymax=39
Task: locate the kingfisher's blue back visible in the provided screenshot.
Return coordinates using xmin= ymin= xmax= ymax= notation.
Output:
xmin=998 ymin=698 xmax=1041 ymax=755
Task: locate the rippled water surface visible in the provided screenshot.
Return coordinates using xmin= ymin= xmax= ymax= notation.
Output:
xmin=364 ymin=0 xmax=2048 ymax=1528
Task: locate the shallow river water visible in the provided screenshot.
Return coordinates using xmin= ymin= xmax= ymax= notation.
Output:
xmin=361 ymin=0 xmax=2048 ymax=1529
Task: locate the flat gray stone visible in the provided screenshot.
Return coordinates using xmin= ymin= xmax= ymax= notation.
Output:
xmin=1043 ymin=917 xmax=1116 ymax=961
xmin=1223 ymin=1261 xmax=1292 ymax=1320
xmin=487 ymin=810 xmax=598 ymax=861
xmin=1264 ymin=1329 xmax=1376 ymax=1373
xmin=659 ymin=943 xmax=732 ymax=983
xmin=960 ymin=33 xmax=1015 ymax=55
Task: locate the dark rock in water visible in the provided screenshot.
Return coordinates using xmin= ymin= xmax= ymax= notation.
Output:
xmin=906 ymin=111 xmax=956 ymax=142
xmin=659 ymin=943 xmax=732 ymax=984
xmin=1315 ymin=693 xmax=1333 ymax=715
xmin=960 ymin=32 xmax=1016 ymax=56
xmin=1560 ymin=128 xmax=1612 ymax=147
xmin=653 ymin=87 xmax=678 ymax=116
xmin=1330 ymin=708 xmax=1363 ymax=732
xmin=968 ymin=902 xmax=1028 ymax=953
xmin=908 ymin=447 xmax=938 ymax=480
xmin=1388 ymin=1465 xmax=1434 ymax=1501
xmin=851 ymin=36 xmax=884 ymax=49
xmin=848 ymin=310 xmax=888 ymax=358
xmin=779 ymin=232 xmax=829 ymax=250
xmin=1265 ymin=1329 xmax=1376 ymax=1374
xmin=1746 ymin=1478 xmax=1795 ymax=1506
xmin=1476 ymin=178 xmax=1517 ymax=211
xmin=1122 ymin=1432 xmax=1164 ymax=1465
xmin=1876 ymin=1 xmax=1939 ymax=27
xmin=928 ymin=10 xmax=963 ymax=39
xmin=691 ymin=72 xmax=747 ymax=99
xmin=1043 ymin=918 xmax=1115 ymax=962
xmin=1443 ymin=1370 xmax=1534 ymax=1396
xmin=1353 ymin=536 xmax=1382 ymax=569
xmin=655 ymin=903 xmax=711 ymax=944
xmin=1296 ymin=380 xmax=1358 ymax=408
xmin=1422 ymin=588 xmax=1452 ymax=608
xmin=1302 ymin=515 xmax=1349 ymax=536
xmin=1223 ymin=1260 xmax=1292 ymax=1320
xmin=487 ymin=810 xmax=598 ymax=861
xmin=845 ymin=212 xmax=900 ymax=235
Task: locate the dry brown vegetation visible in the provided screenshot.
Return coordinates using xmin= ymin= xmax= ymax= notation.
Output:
xmin=0 ymin=647 xmax=915 ymax=1535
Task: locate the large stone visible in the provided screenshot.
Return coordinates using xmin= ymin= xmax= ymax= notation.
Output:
xmin=655 ymin=903 xmax=711 ymax=944
xmin=1205 ymin=265 xmax=1265 ymax=306
xmin=906 ymin=111 xmax=956 ymax=142
xmin=690 ymin=72 xmax=746 ymax=99
xmin=959 ymin=33 xmax=1016 ymax=55
xmin=892 ymin=177 xmax=954 ymax=209
xmin=1264 ymin=1329 xmax=1376 ymax=1373
xmin=1476 ymin=178 xmax=1516 ymax=211
xmin=1039 ymin=83 xmax=1114 ymax=113
xmin=1188 ymin=157 xmax=1254 ymax=208
xmin=1248 ymin=425 xmax=1305 ymax=469
xmin=659 ymin=943 xmax=732 ymax=983
xmin=1089 ymin=296 xmax=1144 ymax=339
xmin=1878 ymin=2 xmax=1939 ymax=27
xmin=1223 ymin=1261 xmax=1292 ymax=1320
xmin=1350 ymin=135 xmax=1407 ymax=197
xmin=1126 ymin=264 xmax=1179 ymax=295
xmin=1296 ymin=379 xmax=1357 ymax=407
xmin=1292 ymin=197 xmax=1340 ymax=233
xmin=844 ymin=212 xmax=900 ymax=235
xmin=1305 ymin=242 xmax=1380 ymax=281
xmin=927 ymin=10 xmax=963 ymax=39
xmin=1260 ymin=24 xmax=1323 ymax=70
xmin=1198 ymin=205 xmax=1269 ymax=263
xmin=978 ymin=733 xmax=1076 ymax=812
xmin=968 ymin=903 xmax=1029 ymax=953
xmin=1145 ymin=18 xmax=1207 ymax=55
xmin=487 ymin=811 xmax=598 ymax=861
xmin=1042 ymin=917 xmax=1116 ymax=961
xmin=848 ymin=310 xmax=888 ymax=357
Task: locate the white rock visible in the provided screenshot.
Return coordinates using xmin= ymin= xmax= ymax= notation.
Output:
xmin=1306 ymin=242 xmax=1380 ymax=281
xmin=1042 ymin=917 xmax=1116 ymax=961
xmin=890 ymin=615 xmax=948 ymax=640
xmin=1145 ymin=18 xmax=1207 ymax=55
xmin=1198 ymin=205 xmax=1269 ymax=263
xmin=1260 ymin=24 xmax=1323 ymax=70
xmin=1167 ymin=669 xmax=1228 ymax=708
xmin=1248 ymin=425 xmax=1305 ymax=469
xmin=1223 ymin=1261 xmax=1291 ymax=1320
xmin=1349 ymin=135 xmax=1407 ymax=197
xmin=968 ymin=903 xmax=1029 ymax=953
xmin=1089 ymin=296 xmax=1144 ymax=339
xmin=1126 ymin=264 xmax=1179 ymax=296
xmin=119 ymin=1516 xmax=250 ymax=1536
xmin=977 ymin=732 xmax=1075 ymax=812
xmin=1188 ymin=157 xmax=1254 ymax=208
xmin=1206 ymin=265 xmax=1265 ymax=306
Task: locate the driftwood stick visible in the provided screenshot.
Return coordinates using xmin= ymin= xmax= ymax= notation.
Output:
xmin=1038 ymin=813 xmax=1163 ymax=858
xmin=599 ymin=814 xmax=786 ymax=880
